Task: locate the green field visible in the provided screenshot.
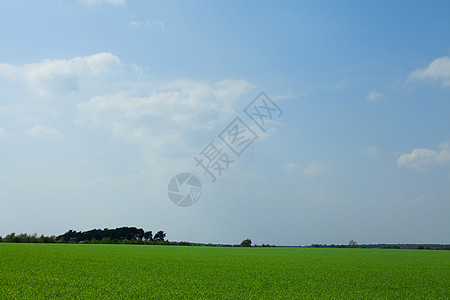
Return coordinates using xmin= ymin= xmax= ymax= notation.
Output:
xmin=0 ymin=244 xmax=448 ymax=299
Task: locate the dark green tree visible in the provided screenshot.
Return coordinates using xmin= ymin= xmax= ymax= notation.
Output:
xmin=153 ymin=231 xmax=166 ymax=241
xmin=348 ymin=240 xmax=357 ymax=248
xmin=143 ymin=231 xmax=153 ymax=241
xmin=240 ymin=239 xmax=252 ymax=247
xmin=4 ymin=233 xmax=15 ymax=243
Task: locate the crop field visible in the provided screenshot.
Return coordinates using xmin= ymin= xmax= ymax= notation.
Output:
xmin=0 ymin=244 xmax=448 ymax=299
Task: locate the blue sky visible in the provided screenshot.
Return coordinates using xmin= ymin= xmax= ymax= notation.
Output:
xmin=0 ymin=0 xmax=449 ymax=245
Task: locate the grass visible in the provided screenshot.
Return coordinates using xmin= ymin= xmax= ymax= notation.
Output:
xmin=0 ymin=243 xmax=448 ymax=299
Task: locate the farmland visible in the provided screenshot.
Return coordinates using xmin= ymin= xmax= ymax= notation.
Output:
xmin=0 ymin=244 xmax=448 ymax=299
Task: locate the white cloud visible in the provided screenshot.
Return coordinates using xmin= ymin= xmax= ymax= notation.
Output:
xmin=27 ymin=125 xmax=65 ymax=139
xmin=284 ymin=161 xmax=330 ymax=177
xmin=397 ymin=143 xmax=450 ymax=170
xmin=0 ymin=128 xmax=8 ymax=138
xmin=131 ymin=64 xmax=146 ymax=76
xmin=363 ymin=146 xmax=378 ymax=157
xmin=0 ymin=52 xmax=123 ymax=97
xmin=129 ymin=20 xmax=165 ymax=30
xmin=366 ymin=90 xmax=384 ymax=101
xmin=75 ymin=79 xmax=254 ymax=168
xmin=303 ymin=161 xmax=329 ymax=177
xmin=284 ymin=162 xmax=299 ymax=172
xmin=79 ymin=0 xmax=124 ymax=6
xmin=408 ymin=56 xmax=450 ymax=87
xmin=76 ymin=79 xmax=253 ymax=130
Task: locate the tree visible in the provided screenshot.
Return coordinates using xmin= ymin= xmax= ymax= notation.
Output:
xmin=38 ymin=234 xmax=45 ymax=243
xmin=30 ymin=233 xmax=39 ymax=243
xmin=4 ymin=233 xmax=16 ymax=243
xmin=240 ymin=239 xmax=252 ymax=247
xmin=17 ymin=233 xmax=30 ymax=243
xmin=143 ymin=231 xmax=153 ymax=241
xmin=348 ymin=240 xmax=357 ymax=248
xmin=153 ymin=231 xmax=166 ymax=241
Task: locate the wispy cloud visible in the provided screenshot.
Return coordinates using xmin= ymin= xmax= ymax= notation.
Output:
xmin=408 ymin=56 xmax=450 ymax=87
xmin=303 ymin=161 xmax=329 ymax=177
xmin=363 ymin=146 xmax=379 ymax=157
xmin=0 ymin=128 xmax=9 ymax=138
xmin=27 ymin=125 xmax=65 ymax=139
xmin=284 ymin=162 xmax=300 ymax=172
xmin=397 ymin=142 xmax=450 ymax=170
xmin=275 ymin=81 xmax=346 ymax=101
xmin=0 ymin=53 xmax=122 ymax=98
xmin=75 ymin=79 xmax=254 ymax=168
xmin=75 ymin=79 xmax=254 ymax=132
xmin=129 ymin=20 xmax=165 ymax=30
xmin=79 ymin=0 xmax=124 ymax=6
xmin=366 ymin=90 xmax=384 ymax=101
xmin=285 ymin=161 xmax=330 ymax=177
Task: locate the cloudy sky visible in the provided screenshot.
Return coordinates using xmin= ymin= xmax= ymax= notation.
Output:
xmin=0 ymin=0 xmax=449 ymax=245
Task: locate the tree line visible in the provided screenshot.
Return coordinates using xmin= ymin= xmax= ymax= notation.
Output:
xmin=57 ymin=227 xmax=165 ymax=243
xmin=0 ymin=231 xmax=253 ymax=247
xmin=3 ymin=232 xmax=447 ymax=249
xmin=0 ymin=227 xmax=167 ymax=245
xmin=310 ymin=242 xmax=449 ymax=250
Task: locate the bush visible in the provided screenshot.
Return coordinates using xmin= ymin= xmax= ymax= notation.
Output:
xmin=100 ymin=237 xmax=112 ymax=244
